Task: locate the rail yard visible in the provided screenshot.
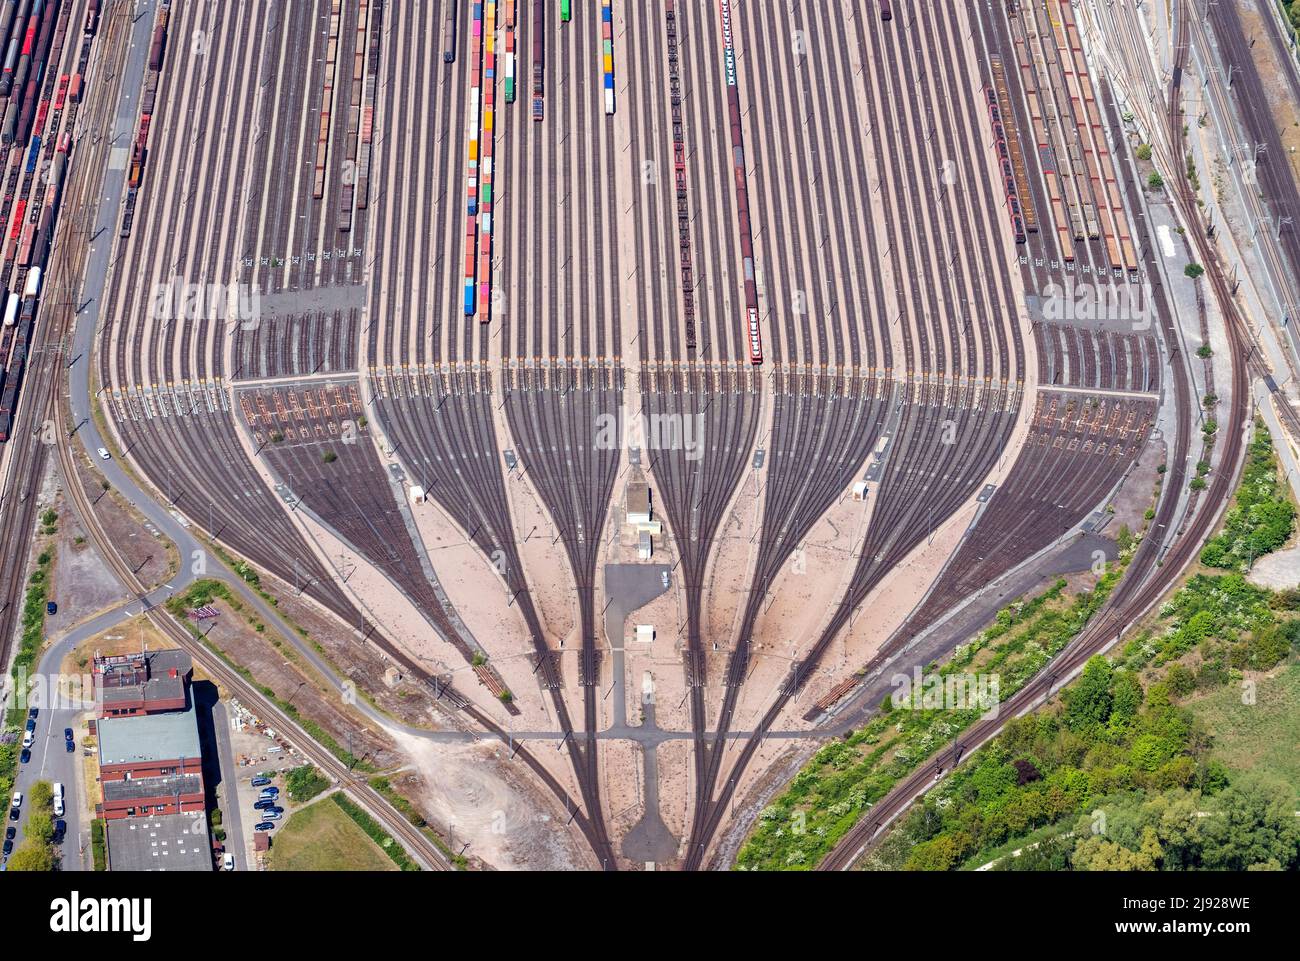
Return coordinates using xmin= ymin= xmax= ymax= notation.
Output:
xmin=0 ymin=0 xmax=1295 ymax=887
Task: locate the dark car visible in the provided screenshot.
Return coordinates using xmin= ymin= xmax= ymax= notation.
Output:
xmin=254 ymin=821 xmax=276 ymax=832
xmin=250 ymin=776 xmax=271 ymax=788
xmin=7 ymin=808 xmax=17 ymax=822
xmin=45 ymin=601 xmax=56 ymax=616
xmin=253 ymin=799 xmax=275 ymax=811
xmin=24 ymin=718 xmax=35 ymax=733
xmin=265 ymin=806 xmax=284 ymax=817
xmin=64 ymin=728 xmax=73 ymax=741
xmin=2 ymin=839 xmax=11 ymax=857
xmin=26 ymin=707 xmax=37 ymax=720
xmin=259 ymin=786 xmax=279 ymax=798
xmin=64 ymin=739 xmax=74 ymax=753
xmin=52 ymin=820 xmax=66 ymax=844
xmin=19 ymin=749 xmax=30 ymax=764
xmin=4 ymin=827 xmax=14 ymax=842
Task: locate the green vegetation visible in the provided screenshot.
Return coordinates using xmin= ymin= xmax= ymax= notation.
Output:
xmin=1135 ymin=143 xmax=1152 ymax=161
xmin=7 ymin=780 xmax=58 ymax=871
xmin=321 ymin=450 xmax=338 ymax=464
xmin=877 ymin=591 xmax=1300 ymax=873
xmin=1185 ymin=263 xmax=1205 ymax=280
xmin=167 ymin=580 xmax=375 ymax=772
xmin=329 ymin=792 xmax=420 ymax=871
xmin=285 ymin=764 xmax=330 ymax=803
xmin=1146 ymin=171 xmax=1164 ymax=191
xmin=735 ymin=568 xmax=1125 ymax=870
xmin=370 ymin=776 xmax=467 ymax=869
xmin=7 ymin=548 xmax=54 ymax=728
xmin=266 ymin=797 xmax=399 ymax=872
xmin=90 ymin=819 xmax=106 ymax=871
xmin=1200 ymin=424 xmax=1295 ymax=571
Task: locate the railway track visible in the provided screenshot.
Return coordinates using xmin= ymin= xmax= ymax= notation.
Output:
xmin=816 ymin=0 xmax=1251 ymax=871
xmin=0 ymin=0 xmax=121 ymax=692
xmin=683 ymin=0 xmax=1026 ymax=870
xmin=54 ymin=389 xmax=454 ymax=870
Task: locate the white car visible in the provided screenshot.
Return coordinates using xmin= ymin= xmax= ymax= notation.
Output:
xmin=9 ymin=792 xmax=20 ymax=810
xmin=52 ymin=796 xmax=64 ymax=817
xmin=20 ymin=731 xmax=33 ymax=750
xmin=661 ymin=571 xmax=670 ymax=588
xmin=96 ymin=447 xmax=111 ymax=460
xmin=222 ymin=852 xmax=235 ymax=871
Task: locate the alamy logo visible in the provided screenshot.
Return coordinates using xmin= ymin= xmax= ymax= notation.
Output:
xmin=148 ymin=276 xmax=261 ymax=328
xmin=594 ymin=408 xmax=705 ymax=461
xmin=1041 ymin=278 xmax=1153 ymax=329
xmin=49 ymin=892 xmax=152 ymax=942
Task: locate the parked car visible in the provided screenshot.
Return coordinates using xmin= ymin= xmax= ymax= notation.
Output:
xmin=250 ymin=776 xmax=271 ymax=788
xmin=19 ymin=749 xmax=29 ymax=764
xmin=259 ymin=786 xmax=279 ymax=798
xmin=253 ymin=821 xmax=276 ymax=832
xmin=9 ymin=792 xmax=21 ymax=812
xmin=252 ymin=799 xmax=275 ymax=811
xmin=24 ymin=718 xmax=35 ymax=733
xmin=21 ymin=731 xmax=33 ymax=750
xmin=222 ymin=852 xmax=235 ymax=871
xmin=52 ymin=820 xmax=66 ymax=844
xmin=63 ymin=728 xmax=73 ymax=741
xmin=5 ymin=827 xmax=14 ymax=842
xmin=45 ymin=601 xmax=57 ymax=616
xmin=260 ymin=811 xmax=282 ymax=822
xmin=96 ymin=447 xmax=111 ymax=460
xmin=64 ymin=739 xmax=74 ymax=754
xmin=26 ymin=707 xmax=37 ymax=720
xmin=52 ymin=783 xmax=64 ymax=818
xmin=1 ymin=839 xmax=11 ymax=857
xmin=661 ymin=571 xmax=670 ymax=588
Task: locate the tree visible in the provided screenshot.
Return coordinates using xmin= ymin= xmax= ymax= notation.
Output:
xmin=1072 ymin=834 xmax=1158 ymax=871
xmin=25 ymin=812 xmax=53 ymax=846
xmin=1135 ymin=143 xmax=1153 ymax=161
xmin=1065 ymin=656 xmax=1113 ymax=731
xmin=6 ymin=839 xmax=55 ymax=871
xmin=1200 ymin=781 xmax=1300 ymax=870
xmin=1147 ymin=171 xmax=1165 ymax=190
xmin=27 ymin=780 xmax=53 ymax=810
xmin=1184 ymin=262 xmax=1205 ymax=279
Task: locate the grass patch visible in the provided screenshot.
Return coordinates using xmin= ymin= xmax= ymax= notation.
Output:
xmin=1187 ymin=661 xmax=1300 ymax=806
xmin=266 ymin=796 xmax=398 ymax=872
xmin=329 ymin=792 xmax=420 ymax=871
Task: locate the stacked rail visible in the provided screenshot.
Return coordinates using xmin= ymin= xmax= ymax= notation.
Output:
xmin=312 ymin=0 xmax=342 ymax=200
xmin=666 ymin=2 xmax=696 ymax=353
xmin=477 ymin=0 xmax=497 ymax=317
xmin=121 ymin=1 xmax=170 ymax=237
xmin=0 ymin=0 xmax=94 ymax=440
xmin=718 ymin=0 xmax=762 ymax=364
xmin=988 ymin=55 xmax=1037 ymax=233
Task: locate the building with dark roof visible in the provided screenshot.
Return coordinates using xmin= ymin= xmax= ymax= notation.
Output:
xmin=105 ymin=813 xmax=213 ymax=871
xmin=94 ymin=649 xmax=191 ymax=718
